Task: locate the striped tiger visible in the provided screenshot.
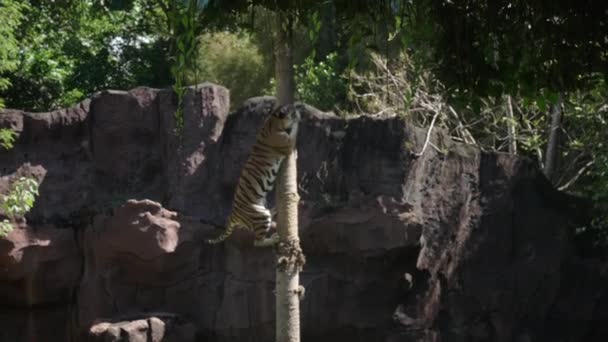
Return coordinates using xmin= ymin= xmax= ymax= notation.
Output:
xmin=206 ymin=104 xmax=300 ymax=247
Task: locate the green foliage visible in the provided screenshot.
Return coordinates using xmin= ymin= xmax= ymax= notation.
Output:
xmin=1 ymin=0 xmax=173 ymax=111
xmin=185 ymin=30 xmax=272 ymax=108
xmin=0 ymin=128 xmax=17 ymax=150
xmin=295 ymin=52 xmax=346 ymax=111
xmin=0 ymin=222 xmax=10 ymax=237
xmin=0 ymin=0 xmax=27 ymax=108
xmin=0 ymin=2 xmax=42 ymax=236
xmin=0 ymin=177 xmax=39 ymax=237
xmin=1 ymin=177 xmax=39 ymax=218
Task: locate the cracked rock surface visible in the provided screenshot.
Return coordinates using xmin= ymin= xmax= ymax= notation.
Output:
xmin=0 ymin=84 xmax=606 ymax=342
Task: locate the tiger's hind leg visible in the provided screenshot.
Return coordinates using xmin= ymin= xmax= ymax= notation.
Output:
xmin=253 ymin=206 xmax=279 ymax=247
xmin=254 ymin=232 xmax=279 ymax=247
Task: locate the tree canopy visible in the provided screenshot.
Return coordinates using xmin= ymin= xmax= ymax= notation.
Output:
xmin=3 ymin=0 xmax=607 ymax=111
xmin=0 ymin=0 xmax=174 ymax=111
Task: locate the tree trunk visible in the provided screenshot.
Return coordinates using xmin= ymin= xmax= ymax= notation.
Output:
xmin=544 ymin=94 xmax=563 ymax=181
xmin=316 ymin=2 xmax=337 ymax=59
xmin=275 ymin=11 xmax=295 ymax=105
xmin=274 ymin=10 xmax=304 ymax=342
xmin=505 ymin=95 xmax=517 ymax=154
xmin=275 ymin=152 xmax=304 ymax=342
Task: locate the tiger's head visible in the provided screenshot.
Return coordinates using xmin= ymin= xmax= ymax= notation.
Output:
xmin=258 ymin=104 xmax=300 ymax=151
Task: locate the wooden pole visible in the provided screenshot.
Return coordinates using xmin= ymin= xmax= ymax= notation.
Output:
xmin=274 ymin=9 xmax=305 ymax=342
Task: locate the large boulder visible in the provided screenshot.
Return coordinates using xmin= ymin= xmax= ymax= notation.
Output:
xmin=88 ymin=314 xmax=196 ymax=342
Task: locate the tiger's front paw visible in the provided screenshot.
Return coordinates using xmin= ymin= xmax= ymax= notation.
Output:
xmin=253 ymin=232 xmax=279 ymax=247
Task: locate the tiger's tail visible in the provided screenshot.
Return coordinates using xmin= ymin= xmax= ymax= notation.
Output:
xmin=205 ymin=225 xmax=234 ymax=244
xmin=176 ymin=213 xmax=232 ymax=245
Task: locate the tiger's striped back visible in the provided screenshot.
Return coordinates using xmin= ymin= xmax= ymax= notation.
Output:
xmin=206 ymin=104 xmax=300 ymax=247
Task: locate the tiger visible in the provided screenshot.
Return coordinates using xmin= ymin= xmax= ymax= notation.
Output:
xmin=206 ymin=103 xmax=300 ymax=247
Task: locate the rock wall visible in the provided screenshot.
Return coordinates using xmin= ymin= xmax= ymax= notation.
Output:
xmin=0 ymin=83 xmax=606 ymax=342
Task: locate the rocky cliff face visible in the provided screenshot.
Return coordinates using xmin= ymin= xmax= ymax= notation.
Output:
xmin=0 ymin=83 xmax=606 ymax=342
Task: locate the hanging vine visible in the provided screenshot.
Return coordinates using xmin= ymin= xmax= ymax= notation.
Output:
xmin=164 ymin=0 xmax=204 ymax=136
